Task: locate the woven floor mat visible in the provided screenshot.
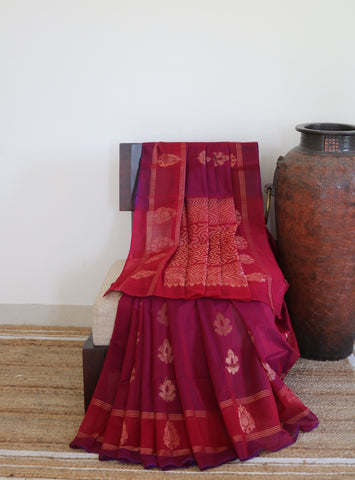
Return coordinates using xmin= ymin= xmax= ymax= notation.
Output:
xmin=0 ymin=326 xmax=354 ymax=479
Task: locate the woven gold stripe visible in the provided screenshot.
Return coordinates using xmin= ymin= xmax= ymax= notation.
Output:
xmin=286 ymin=409 xmax=311 ymax=425
xmin=220 ymin=389 xmax=270 ymax=409
xmin=91 ymin=398 xmax=112 ymax=411
xmin=233 ymin=424 xmax=281 ymax=442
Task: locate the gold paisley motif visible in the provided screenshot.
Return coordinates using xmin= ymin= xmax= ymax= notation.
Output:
xmin=120 ymin=421 xmax=128 ymax=445
xmin=238 ymin=405 xmax=256 ymax=434
xmin=163 ymin=420 xmax=180 ymax=449
xmin=131 ymin=270 xmax=155 ymax=280
xmin=158 ymin=153 xmax=181 ymax=167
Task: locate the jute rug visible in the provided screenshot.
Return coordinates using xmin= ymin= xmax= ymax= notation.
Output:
xmin=0 ymin=325 xmax=354 ymax=479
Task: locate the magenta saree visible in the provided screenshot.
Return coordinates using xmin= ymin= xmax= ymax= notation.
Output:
xmin=71 ymin=142 xmax=318 ymax=469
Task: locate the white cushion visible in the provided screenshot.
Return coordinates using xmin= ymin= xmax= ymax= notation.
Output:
xmin=92 ymin=259 xmax=126 ymax=346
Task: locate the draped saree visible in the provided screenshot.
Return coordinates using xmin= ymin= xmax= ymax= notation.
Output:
xmin=70 ymin=142 xmax=318 ymax=470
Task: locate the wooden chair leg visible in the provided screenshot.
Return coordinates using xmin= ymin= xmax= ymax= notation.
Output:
xmin=82 ymin=332 xmax=108 ymax=412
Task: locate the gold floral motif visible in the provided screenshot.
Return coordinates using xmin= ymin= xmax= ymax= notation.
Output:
xmin=235 ymin=209 xmax=242 ymax=225
xmin=163 ymin=420 xmax=180 ymax=450
xmin=235 ymin=236 xmax=248 ymax=249
xmin=247 ymin=272 xmax=267 ymax=282
xmin=157 ymin=339 xmax=173 ymax=364
xmin=157 ymin=303 xmax=168 ymax=326
xmin=214 ymin=312 xmax=232 ymax=336
xmin=198 ymin=151 xmax=209 ymax=165
xmin=130 ymin=366 xmax=136 ymax=383
xmin=158 ymin=153 xmax=181 ymax=167
xmin=198 ymin=151 xmax=230 ymax=167
xmin=230 ymin=153 xmax=237 ymax=167
xmin=239 ymin=254 xmax=255 ymax=264
xmin=151 ymin=236 xmax=175 ymax=253
xmin=159 ymin=378 xmax=176 ymax=402
xmin=131 ymin=270 xmax=155 ymax=279
xmin=120 ymin=421 xmax=128 ymax=445
xmin=213 ymin=151 xmax=230 ymax=166
xmin=262 ymin=362 xmax=276 ymax=381
xmin=225 ymin=349 xmax=240 ymax=374
xmin=153 ymin=207 xmax=177 ymax=224
xmin=238 ymin=405 xmax=256 ymax=434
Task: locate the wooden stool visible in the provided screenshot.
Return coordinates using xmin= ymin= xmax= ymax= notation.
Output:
xmin=82 ymin=143 xmax=142 ymax=411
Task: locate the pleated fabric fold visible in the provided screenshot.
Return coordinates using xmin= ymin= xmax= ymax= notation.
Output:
xmin=71 ymin=295 xmax=318 ymax=470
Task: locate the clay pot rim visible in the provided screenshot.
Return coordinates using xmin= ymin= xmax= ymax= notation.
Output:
xmin=296 ymin=122 xmax=355 ymax=136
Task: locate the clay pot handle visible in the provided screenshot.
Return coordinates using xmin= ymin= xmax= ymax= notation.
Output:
xmin=264 ymin=184 xmax=273 ymax=224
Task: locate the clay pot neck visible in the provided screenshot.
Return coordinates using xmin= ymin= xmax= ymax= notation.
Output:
xmin=296 ymin=123 xmax=355 ymax=154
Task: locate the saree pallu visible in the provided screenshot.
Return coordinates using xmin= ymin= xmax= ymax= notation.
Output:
xmin=71 ymin=143 xmax=318 ymax=470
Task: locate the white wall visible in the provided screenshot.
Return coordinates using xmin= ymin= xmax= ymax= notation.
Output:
xmin=1 ymin=0 xmax=354 ymax=306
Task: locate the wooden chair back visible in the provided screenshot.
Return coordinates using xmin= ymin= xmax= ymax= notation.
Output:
xmin=119 ymin=143 xmax=142 ymax=212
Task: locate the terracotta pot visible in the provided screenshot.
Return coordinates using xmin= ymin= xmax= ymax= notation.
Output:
xmin=274 ymin=123 xmax=355 ymax=360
